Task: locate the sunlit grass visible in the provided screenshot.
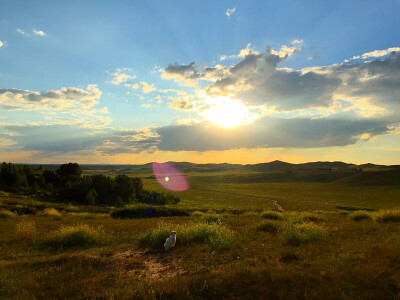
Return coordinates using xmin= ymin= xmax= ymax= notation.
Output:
xmin=39 ymin=224 xmax=106 ymax=250
xmin=139 ymin=221 xmax=235 ymax=250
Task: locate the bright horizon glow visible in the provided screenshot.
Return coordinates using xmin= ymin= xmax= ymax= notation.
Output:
xmin=201 ymin=97 xmax=259 ymax=128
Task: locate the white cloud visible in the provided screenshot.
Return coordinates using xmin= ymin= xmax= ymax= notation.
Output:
xmin=125 ymin=81 xmax=156 ymax=93
xmin=16 ymin=29 xmax=26 ymax=36
xmin=109 ymin=68 xmax=136 ymax=85
xmin=0 ymin=84 xmax=101 ymax=112
xmin=99 ymin=106 xmax=109 ymax=114
xmin=351 ymin=47 xmax=400 ymax=60
xmin=33 ymin=29 xmax=46 ymax=36
xmin=226 ymin=7 xmax=236 ymax=18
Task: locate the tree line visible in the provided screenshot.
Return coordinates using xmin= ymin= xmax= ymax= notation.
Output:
xmin=0 ymin=162 xmax=180 ymax=206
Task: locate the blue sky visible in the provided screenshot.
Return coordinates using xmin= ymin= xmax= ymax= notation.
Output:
xmin=0 ymin=0 xmax=399 ymax=164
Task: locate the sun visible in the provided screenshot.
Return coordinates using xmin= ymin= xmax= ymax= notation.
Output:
xmin=200 ymin=96 xmax=259 ymax=128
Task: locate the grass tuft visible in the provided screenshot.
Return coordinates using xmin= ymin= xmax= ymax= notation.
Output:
xmin=191 ymin=211 xmax=204 ymax=217
xmin=261 ymin=210 xmax=282 ymax=220
xmin=0 ymin=209 xmax=16 ymax=218
xmin=373 ymin=209 xmax=400 ymax=223
xmin=256 ymin=220 xmax=280 ymax=233
xmin=280 ymin=223 xmax=329 ymax=246
xmin=301 ymin=212 xmax=324 ymax=222
xmin=139 ymin=221 xmax=235 ymax=250
xmin=349 ymin=211 xmax=372 ymax=221
xmin=41 ymin=208 xmax=62 ymax=219
xmin=39 ymin=224 xmax=106 ymax=250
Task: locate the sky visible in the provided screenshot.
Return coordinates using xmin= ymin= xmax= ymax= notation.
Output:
xmin=0 ymin=0 xmax=399 ymax=165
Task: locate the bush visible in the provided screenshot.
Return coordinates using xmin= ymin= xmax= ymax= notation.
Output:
xmin=374 ymin=209 xmax=400 ymax=223
xmin=41 ymin=208 xmax=62 ymax=219
xmin=15 ymin=221 xmax=36 ymax=239
xmin=139 ymin=221 xmax=235 ymax=250
xmin=349 ymin=211 xmax=372 ymax=221
xmin=279 ymin=223 xmax=329 ymax=246
xmin=256 ymin=220 xmax=280 ymax=233
xmin=282 ymin=212 xmax=304 ymax=224
xmin=39 ymin=224 xmax=106 ymax=250
xmin=261 ymin=210 xmax=282 ymax=220
xmin=0 ymin=209 xmax=16 ymax=218
xmin=111 ymin=206 xmax=190 ymax=219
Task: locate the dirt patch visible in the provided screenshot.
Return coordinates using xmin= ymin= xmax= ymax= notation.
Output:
xmin=113 ymin=249 xmax=183 ymax=280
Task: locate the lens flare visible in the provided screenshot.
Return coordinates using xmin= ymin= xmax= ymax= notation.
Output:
xmin=152 ymin=162 xmax=189 ymax=191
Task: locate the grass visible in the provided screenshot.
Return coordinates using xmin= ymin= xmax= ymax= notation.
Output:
xmin=111 ymin=206 xmax=189 ymax=219
xmin=39 ymin=224 xmax=106 ymax=250
xmin=256 ymin=220 xmax=280 ymax=233
xmin=1 ymin=168 xmax=400 ymax=298
xmin=139 ymin=221 xmax=235 ymax=250
xmin=279 ymin=223 xmax=329 ymax=246
xmin=41 ymin=207 xmax=62 ymax=219
xmin=349 ymin=211 xmax=372 ymax=221
xmin=261 ymin=210 xmax=282 ymax=220
xmin=0 ymin=209 xmax=16 ymax=218
xmin=373 ymin=209 xmax=400 ymax=223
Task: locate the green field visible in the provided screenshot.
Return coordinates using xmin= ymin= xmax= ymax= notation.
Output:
xmin=1 ymin=165 xmax=400 ymax=299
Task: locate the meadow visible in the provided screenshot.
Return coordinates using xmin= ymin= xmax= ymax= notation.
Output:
xmin=1 ymin=165 xmax=400 ymax=299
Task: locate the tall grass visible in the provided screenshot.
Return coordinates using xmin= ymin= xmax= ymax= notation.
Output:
xmin=261 ymin=210 xmax=282 ymax=220
xmin=41 ymin=208 xmax=62 ymax=219
xmin=373 ymin=209 xmax=400 ymax=223
xmin=0 ymin=209 xmax=16 ymax=218
xmin=139 ymin=221 xmax=235 ymax=250
xmin=15 ymin=220 xmax=36 ymax=239
xmin=256 ymin=220 xmax=280 ymax=233
xmin=39 ymin=224 xmax=106 ymax=250
xmin=279 ymin=223 xmax=329 ymax=246
xmin=349 ymin=211 xmax=372 ymax=221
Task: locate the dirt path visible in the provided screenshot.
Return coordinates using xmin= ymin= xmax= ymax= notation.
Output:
xmin=272 ymin=200 xmax=284 ymax=212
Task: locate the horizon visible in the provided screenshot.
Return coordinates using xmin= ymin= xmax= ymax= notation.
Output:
xmin=1 ymin=1 xmax=399 ymax=165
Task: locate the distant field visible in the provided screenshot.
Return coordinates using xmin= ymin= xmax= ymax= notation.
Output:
xmin=91 ymin=169 xmax=400 ymax=211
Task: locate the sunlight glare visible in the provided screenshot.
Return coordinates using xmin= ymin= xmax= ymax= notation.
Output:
xmin=201 ymin=96 xmax=259 ymax=128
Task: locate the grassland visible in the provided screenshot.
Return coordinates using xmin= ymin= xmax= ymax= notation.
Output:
xmin=1 ymin=166 xmax=400 ymax=299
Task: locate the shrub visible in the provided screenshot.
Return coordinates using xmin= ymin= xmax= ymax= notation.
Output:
xmin=0 ymin=209 xmax=16 ymax=218
xmin=374 ymin=209 xmax=400 ymax=223
xmin=15 ymin=220 xmax=36 ymax=239
xmin=111 ymin=206 xmax=189 ymax=219
xmin=139 ymin=221 xmax=235 ymax=250
xmin=349 ymin=211 xmax=372 ymax=221
xmin=41 ymin=208 xmax=62 ymax=219
xmin=256 ymin=220 xmax=280 ymax=233
xmin=39 ymin=224 xmax=106 ymax=250
xmin=76 ymin=212 xmax=96 ymax=219
xmin=261 ymin=210 xmax=282 ymax=220
xmin=280 ymin=223 xmax=329 ymax=246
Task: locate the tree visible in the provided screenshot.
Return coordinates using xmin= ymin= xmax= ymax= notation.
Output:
xmin=56 ymin=163 xmax=82 ymax=177
xmin=114 ymin=175 xmax=136 ymax=204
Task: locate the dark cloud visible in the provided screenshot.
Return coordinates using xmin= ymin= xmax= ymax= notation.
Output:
xmin=155 ymin=117 xmax=392 ymax=151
